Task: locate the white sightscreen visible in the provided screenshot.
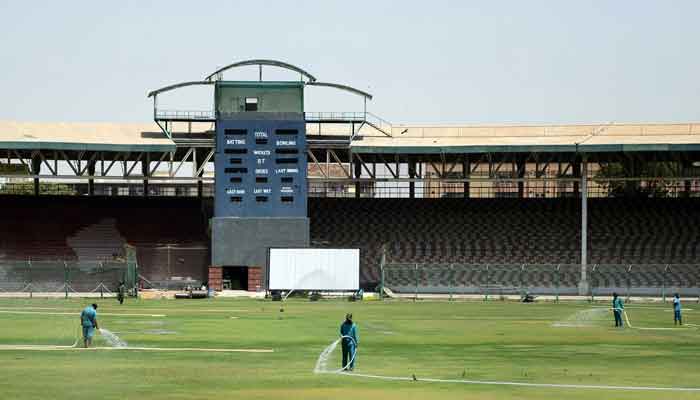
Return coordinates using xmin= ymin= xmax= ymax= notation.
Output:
xmin=268 ymin=248 xmax=360 ymax=290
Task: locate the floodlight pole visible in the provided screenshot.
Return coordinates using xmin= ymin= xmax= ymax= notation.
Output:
xmin=578 ymin=156 xmax=589 ymax=296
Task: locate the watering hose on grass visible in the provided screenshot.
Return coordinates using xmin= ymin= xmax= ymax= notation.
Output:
xmin=314 ymin=335 xmax=358 ymax=374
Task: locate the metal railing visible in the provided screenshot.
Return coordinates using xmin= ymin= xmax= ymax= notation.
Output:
xmin=305 ymin=111 xmax=367 ymax=121
xmin=3 ymin=176 xmax=700 ymax=199
xmin=380 ymin=263 xmax=700 ymax=301
xmin=0 ymin=260 xmax=136 ymax=298
xmin=155 ymin=110 xmax=215 ymax=120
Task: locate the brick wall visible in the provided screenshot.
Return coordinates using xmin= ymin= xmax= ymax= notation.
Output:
xmin=208 ymin=267 xmax=223 ymax=291
xmin=248 ymin=266 xmax=263 ymax=292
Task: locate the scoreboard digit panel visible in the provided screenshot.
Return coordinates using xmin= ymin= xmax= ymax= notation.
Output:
xmin=215 ymin=119 xmax=307 ymax=218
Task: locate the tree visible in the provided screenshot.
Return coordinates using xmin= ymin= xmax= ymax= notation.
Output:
xmin=594 ymin=161 xmax=679 ymax=198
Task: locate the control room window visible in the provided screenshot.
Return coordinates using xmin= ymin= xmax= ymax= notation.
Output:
xmin=245 ymin=97 xmax=258 ymax=111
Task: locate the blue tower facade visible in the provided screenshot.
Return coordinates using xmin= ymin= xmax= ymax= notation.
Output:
xmin=215 ymin=118 xmax=307 ymax=218
xmin=212 ymin=81 xmax=310 ymax=268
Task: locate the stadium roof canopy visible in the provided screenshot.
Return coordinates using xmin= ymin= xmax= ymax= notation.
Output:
xmin=0 ymin=121 xmax=176 ymax=152
xmin=350 ymin=122 xmax=700 ymax=153
xmin=1 ymin=120 xmax=700 ymax=154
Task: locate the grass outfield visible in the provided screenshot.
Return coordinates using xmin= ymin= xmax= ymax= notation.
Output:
xmin=0 ymin=298 xmax=698 ymax=400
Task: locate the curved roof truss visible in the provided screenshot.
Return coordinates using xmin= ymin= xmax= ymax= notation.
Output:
xmin=147 ymin=81 xmax=213 ymax=98
xmin=204 ymin=59 xmax=317 ymax=82
xmin=306 ymin=81 xmax=373 ymax=100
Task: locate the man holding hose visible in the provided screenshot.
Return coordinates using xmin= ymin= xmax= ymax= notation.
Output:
xmin=80 ymin=303 xmax=99 ymax=348
xmin=612 ymin=293 xmax=624 ymax=328
xmin=673 ymin=293 xmax=683 ymax=326
xmin=340 ymin=313 xmax=358 ymax=371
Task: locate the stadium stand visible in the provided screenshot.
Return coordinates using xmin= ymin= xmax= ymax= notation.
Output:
xmin=311 ymin=198 xmax=700 ymax=290
xmin=1 ymin=196 xmax=699 ymax=291
xmin=309 ymin=198 xmax=581 ymax=287
xmin=0 ymin=196 xmax=210 ymax=286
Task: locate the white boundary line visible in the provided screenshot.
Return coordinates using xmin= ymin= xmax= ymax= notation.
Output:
xmin=623 ymin=310 xmax=695 ymax=331
xmin=593 ymin=306 xmax=694 ymax=311
xmin=315 ymin=334 xmax=700 ymax=393
xmin=0 ymin=344 xmax=273 ymax=353
xmin=326 ymin=371 xmax=700 ymax=392
xmin=0 ymin=310 xmax=165 ymax=317
xmin=0 ymin=307 xmax=249 ymax=314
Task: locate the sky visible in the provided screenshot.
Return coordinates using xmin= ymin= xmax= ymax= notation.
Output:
xmin=1 ymin=0 xmax=699 ymax=125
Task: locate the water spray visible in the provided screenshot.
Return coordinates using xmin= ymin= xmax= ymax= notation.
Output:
xmin=314 ymin=335 xmax=357 ymax=374
xmin=99 ymin=328 xmax=128 ymax=347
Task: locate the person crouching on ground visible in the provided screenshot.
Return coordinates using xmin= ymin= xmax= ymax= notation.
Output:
xmin=612 ymin=292 xmax=624 ymax=328
xmin=340 ymin=313 xmax=358 ymax=371
xmin=80 ymin=303 xmax=99 ymax=348
xmin=673 ymin=293 xmax=683 ymax=326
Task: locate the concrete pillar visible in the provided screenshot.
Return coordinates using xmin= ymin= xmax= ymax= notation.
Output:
xmin=578 ymin=157 xmax=589 ymax=295
xmin=462 ymin=157 xmax=470 ymax=198
xmin=408 ymin=159 xmax=416 ymax=199
xmin=142 ymin=154 xmax=149 ymax=197
xmin=682 ymin=160 xmax=692 ymax=197
xmin=88 ymin=160 xmax=96 ymax=196
xmin=194 ymin=150 xmax=203 ymax=198
xmin=517 ymin=156 xmax=526 ymax=198
xmin=573 ymin=160 xmax=581 ymax=197
xmin=624 ymin=155 xmax=640 ymax=196
xmin=354 ymin=159 xmax=361 ymax=198
xmin=31 ymin=155 xmax=41 ymax=196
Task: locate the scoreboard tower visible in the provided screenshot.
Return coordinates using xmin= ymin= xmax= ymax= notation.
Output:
xmin=212 ymin=81 xmax=309 ymax=268
xmin=147 ymin=59 xmax=374 ymax=291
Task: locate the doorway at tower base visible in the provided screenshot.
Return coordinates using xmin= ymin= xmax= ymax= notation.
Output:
xmin=210 ymin=216 xmax=310 ymax=291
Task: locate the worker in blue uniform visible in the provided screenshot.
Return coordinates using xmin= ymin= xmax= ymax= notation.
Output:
xmin=612 ymin=293 xmax=624 ymax=328
xmin=80 ymin=303 xmax=99 ymax=347
xmin=340 ymin=313 xmax=358 ymax=371
xmin=673 ymin=293 xmax=683 ymax=326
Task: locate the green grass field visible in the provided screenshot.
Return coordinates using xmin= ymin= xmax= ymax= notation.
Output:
xmin=0 ymin=297 xmax=698 ymax=400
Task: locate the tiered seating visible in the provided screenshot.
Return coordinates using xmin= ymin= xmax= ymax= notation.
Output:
xmin=309 ymin=198 xmax=700 ymax=291
xmin=1 ymin=195 xmax=699 ymax=293
xmin=66 ymin=218 xmax=127 ymax=260
xmin=0 ymin=196 xmax=209 ymax=287
xmin=589 ymin=199 xmax=700 ymax=264
xmin=309 ymin=198 xmax=580 ymax=288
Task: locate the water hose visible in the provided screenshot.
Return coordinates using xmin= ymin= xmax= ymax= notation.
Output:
xmin=336 ymin=335 xmax=358 ymax=373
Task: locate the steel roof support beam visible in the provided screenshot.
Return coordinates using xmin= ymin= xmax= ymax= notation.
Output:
xmin=149 ymin=152 xmax=169 ymax=176
xmin=126 ymin=152 xmax=144 ymax=177
xmin=38 ymin=151 xmax=57 ymax=175
xmin=172 ymin=147 xmax=194 ymax=177
xmin=195 ymin=149 xmax=215 ymax=177
xmin=328 ymin=149 xmax=351 ymax=179
xmin=307 ymin=150 xmax=328 ymax=179
xmin=79 ymin=152 xmax=98 ymax=176
xmin=354 ymin=153 xmax=375 ymax=179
